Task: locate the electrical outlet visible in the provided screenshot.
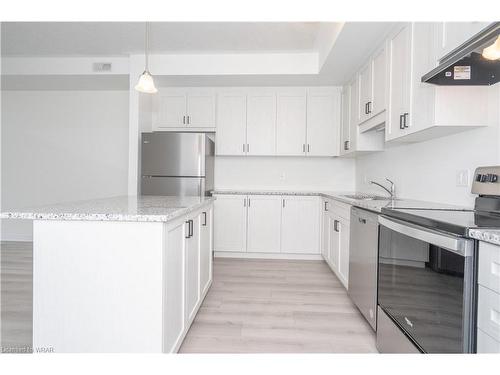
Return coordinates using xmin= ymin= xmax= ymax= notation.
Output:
xmin=456 ymin=169 xmax=470 ymax=187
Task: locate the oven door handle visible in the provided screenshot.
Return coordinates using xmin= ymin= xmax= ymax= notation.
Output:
xmin=378 ymin=216 xmax=474 ymax=257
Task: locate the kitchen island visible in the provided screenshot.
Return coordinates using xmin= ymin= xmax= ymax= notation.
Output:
xmin=1 ymin=195 xmax=215 ymax=353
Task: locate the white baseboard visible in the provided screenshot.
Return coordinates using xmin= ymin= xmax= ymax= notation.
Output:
xmin=214 ymin=251 xmax=323 ymax=261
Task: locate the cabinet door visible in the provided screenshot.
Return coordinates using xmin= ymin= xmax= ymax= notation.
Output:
xmin=339 ymin=86 xmax=351 ymax=155
xmin=306 ymin=89 xmax=340 ymax=157
xmin=276 ymin=91 xmax=306 ymax=156
xmin=358 ymin=63 xmax=372 ymax=123
xmin=158 ymin=92 xmax=187 ymax=128
xmin=164 ymin=222 xmax=186 ymax=352
xmin=246 ymin=195 xmax=282 ymax=253
xmin=435 ymin=22 xmax=490 ymax=61
xmin=199 ymin=207 xmax=213 ymax=296
xmin=186 ymin=92 xmax=216 ymax=128
xmin=338 ymin=217 xmax=350 ymax=288
xmin=371 ymin=45 xmax=387 ymax=116
xmin=281 ymin=196 xmax=320 ymax=254
xmin=321 ymin=202 xmax=331 ymax=262
xmin=329 ymin=217 xmax=340 ymax=270
xmin=216 ymin=93 xmax=247 ymax=156
xmin=185 ymin=214 xmax=201 ymax=323
xmin=247 ymin=92 xmax=277 ymax=155
xmin=386 ymin=24 xmax=411 ymax=141
xmin=349 ymin=77 xmax=359 ymax=151
xmin=214 ymin=195 xmax=247 ymax=253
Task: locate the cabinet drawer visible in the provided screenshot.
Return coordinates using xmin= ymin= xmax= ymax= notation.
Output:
xmin=479 ymin=242 xmax=500 ymax=294
xmin=478 ymin=285 xmax=500 ymax=342
xmin=330 ymin=200 xmax=351 ymax=221
xmin=477 ymin=329 xmax=500 ymax=353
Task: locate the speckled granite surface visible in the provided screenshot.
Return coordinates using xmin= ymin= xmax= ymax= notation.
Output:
xmin=0 ymin=196 xmax=215 ymax=223
xmin=212 ymin=190 xmax=468 ymax=213
xmin=468 ymin=229 xmax=500 ymax=246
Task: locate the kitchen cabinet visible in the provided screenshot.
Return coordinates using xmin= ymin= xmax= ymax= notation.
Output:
xmin=434 ymin=22 xmax=490 ymax=61
xmin=247 ymin=92 xmax=277 ymax=155
xmin=185 ymin=214 xmax=201 ymax=323
xmin=386 ymin=23 xmax=491 ymax=143
xmin=339 ymin=85 xmax=351 ymax=155
xmin=214 ymin=194 xmax=247 ymax=253
xmin=155 ymin=89 xmax=215 ymax=130
xmin=358 ymin=63 xmax=372 ymax=123
xmin=215 ymin=93 xmax=247 ymax=156
xmin=164 ymin=221 xmax=186 ymax=353
xmin=321 ymin=198 xmax=350 ymax=289
xmin=214 ymin=194 xmax=321 ymax=257
xmin=276 ymin=90 xmax=307 ymax=156
xmin=199 ymin=207 xmax=213 ymax=297
xmin=306 ymin=88 xmax=341 ymax=157
xmin=281 ymin=196 xmax=320 ymax=254
xmin=246 ymin=195 xmax=282 ymax=253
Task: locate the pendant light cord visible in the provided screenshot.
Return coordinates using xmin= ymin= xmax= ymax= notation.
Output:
xmin=145 ymin=22 xmax=150 ymax=71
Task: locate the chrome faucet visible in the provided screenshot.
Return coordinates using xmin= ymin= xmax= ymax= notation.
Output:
xmin=370 ymin=178 xmax=396 ymax=199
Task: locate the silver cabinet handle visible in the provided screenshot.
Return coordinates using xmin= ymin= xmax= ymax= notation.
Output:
xmin=202 ymin=211 xmax=207 ymax=226
xmin=344 ymin=140 xmax=350 ymax=151
xmin=334 ymin=220 xmax=340 ymax=232
xmin=243 ymin=197 xmax=246 ymax=207
xmin=324 ymin=201 xmax=328 ymax=211
xmin=187 ymin=115 xmax=190 ymax=125
xmin=243 ymin=143 xmax=245 ymax=153
xmin=307 ymin=144 xmax=310 ymax=153
xmin=302 ymin=144 xmax=306 ymax=153
xmin=399 ymin=114 xmax=405 ymax=130
xmin=248 ymin=198 xmax=251 ymax=207
xmin=282 ymin=199 xmax=285 ymax=208
xmin=403 ymin=113 xmax=409 ymax=128
xmin=185 ymin=221 xmax=190 ymax=239
xmin=247 ymin=144 xmax=249 ymax=153
xmin=183 ymin=115 xmax=186 ymax=125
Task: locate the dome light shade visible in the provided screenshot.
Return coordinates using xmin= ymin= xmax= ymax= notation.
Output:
xmin=482 ymin=36 xmax=500 ymax=60
xmin=135 ymin=70 xmax=158 ymax=94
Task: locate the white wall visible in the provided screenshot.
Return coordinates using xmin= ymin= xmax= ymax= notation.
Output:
xmin=1 ymin=90 xmax=129 ymax=241
xmin=356 ymin=87 xmax=500 ymax=207
xmin=215 ymin=156 xmax=355 ymax=192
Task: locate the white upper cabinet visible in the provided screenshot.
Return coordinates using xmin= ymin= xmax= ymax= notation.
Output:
xmin=246 ymin=195 xmax=282 ymax=253
xmin=186 ymin=92 xmax=216 ymax=128
xmin=247 ymin=91 xmax=277 ymax=156
xmin=371 ymin=45 xmax=387 ymax=116
xmin=306 ymin=88 xmax=341 ymax=157
xmin=386 ymin=24 xmax=412 ymax=141
xmin=216 ymin=92 xmax=247 ymax=156
xmin=434 ymin=22 xmax=491 ymax=62
xmin=358 ymin=63 xmax=372 ymax=123
xmin=281 ymin=196 xmax=320 ymax=254
xmin=157 ymin=92 xmax=186 ymax=128
xmin=276 ymin=90 xmax=307 ymax=155
xmin=339 ymin=85 xmax=351 ymax=155
xmin=386 ymin=23 xmax=492 ymax=143
xmin=155 ymin=89 xmax=215 ymax=130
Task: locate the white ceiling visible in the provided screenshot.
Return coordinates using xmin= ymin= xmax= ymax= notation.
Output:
xmin=1 ymin=22 xmax=324 ymax=56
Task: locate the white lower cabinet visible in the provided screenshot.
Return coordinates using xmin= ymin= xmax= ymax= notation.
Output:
xmin=214 ymin=194 xmax=320 ymax=256
xmin=214 ymin=194 xmax=247 ymax=253
xmin=321 ymin=199 xmax=351 ymax=289
xmin=281 ymin=196 xmax=320 ymax=254
xmin=164 ymin=204 xmax=213 ymax=353
xmin=246 ymin=195 xmax=282 ymax=253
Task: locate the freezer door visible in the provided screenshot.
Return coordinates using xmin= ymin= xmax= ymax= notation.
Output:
xmin=141 ymin=176 xmax=205 ymax=196
xmin=141 ymin=132 xmax=205 ymax=177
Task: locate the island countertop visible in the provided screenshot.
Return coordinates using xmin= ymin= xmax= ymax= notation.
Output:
xmin=0 ymin=195 xmax=215 ymax=223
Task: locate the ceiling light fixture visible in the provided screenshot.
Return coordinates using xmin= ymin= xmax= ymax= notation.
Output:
xmin=482 ymin=35 xmax=500 ymax=61
xmin=135 ymin=22 xmax=158 ymax=94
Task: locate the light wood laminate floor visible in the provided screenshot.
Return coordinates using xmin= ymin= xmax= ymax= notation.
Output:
xmin=179 ymin=258 xmax=377 ymax=353
xmin=1 ymin=242 xmax=376 ymax=353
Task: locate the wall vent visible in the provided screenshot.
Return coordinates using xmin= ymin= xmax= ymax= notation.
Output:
xmin=93 ymin=62 xmax=112 ymax=72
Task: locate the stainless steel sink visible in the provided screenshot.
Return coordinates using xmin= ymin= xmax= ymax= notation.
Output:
xmin=342 ymin=194 xmax=398 ymax=201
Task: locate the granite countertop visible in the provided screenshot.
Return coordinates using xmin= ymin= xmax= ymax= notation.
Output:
xmin=0 ymin=195 xmax=215 ymax=223
xmin=212 ymin=189 xmax=468 ymax=213
xmin=468 ymin=229 xmax=500 ymax=246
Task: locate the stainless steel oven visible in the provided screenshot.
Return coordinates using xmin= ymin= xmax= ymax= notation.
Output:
xmin=377 ymin=216 xmax=477 ymax=353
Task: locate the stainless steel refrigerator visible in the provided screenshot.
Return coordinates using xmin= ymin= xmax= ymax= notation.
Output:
xmin=140 ymin=132 xmax=214 ymax=196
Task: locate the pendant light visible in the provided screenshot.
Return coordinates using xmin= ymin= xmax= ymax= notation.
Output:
xmin=482 ymin=35 xmax=500 ymax=61
xmin=135 ymin=22 xmax=158 ymax=94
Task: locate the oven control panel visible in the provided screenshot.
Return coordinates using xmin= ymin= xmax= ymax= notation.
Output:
xmin=472 ymin=166 xmax=500 ymax=195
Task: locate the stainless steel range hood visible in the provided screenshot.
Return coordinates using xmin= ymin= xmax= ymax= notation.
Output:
xmin=422 ymin=22 xmax=500 ymax=86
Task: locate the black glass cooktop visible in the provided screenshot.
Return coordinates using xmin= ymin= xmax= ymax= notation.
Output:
xmin=381 ymin=207 xmax=500 ymax=236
